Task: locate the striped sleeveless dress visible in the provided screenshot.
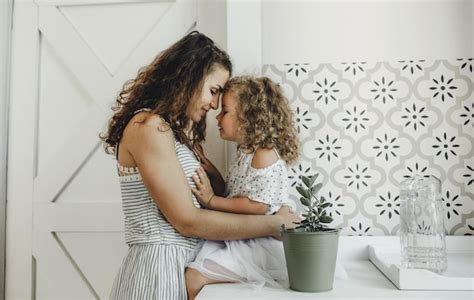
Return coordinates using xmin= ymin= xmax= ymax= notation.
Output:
xmin=110 ymin=137 xmax=202 ymax=299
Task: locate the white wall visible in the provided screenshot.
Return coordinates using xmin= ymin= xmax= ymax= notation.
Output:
xmin=262 ymin=0 xmax=472 ymax=63
xmin=225 ymin=0 xmax=263 ymax=166
xmin=197 ymin=0 xmax=229 ymax=174
xmin=227 ymin=0 xmax=473 ymax=235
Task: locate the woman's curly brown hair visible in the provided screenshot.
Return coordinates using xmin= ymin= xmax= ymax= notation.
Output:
xmin=224 ymin=76 xmax=299 ymax=164
xmin=100 ymin=31 xmax=232 ymax=155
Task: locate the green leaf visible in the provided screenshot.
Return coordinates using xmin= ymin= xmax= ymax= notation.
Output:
xmin=319 ymin=215 xmax=333 ymax=223
xmin=321 ymin=202 xmax=331 ymax=208
xmin=299 ymin=196 xmax=309 ymax=202
xmin=302 ymin=176 xmax=312 ymax=188
xmin=300 ymin=197 xmax=310 ymax=207
xmin=308 ymin=173 xmax=319 ymax=186
xmin=311 ymin=183 xmax=323 ymax=196
xmin=320 ymin=196 xmax=326 ymax=203
xmin=296 ymin=185 xmax=310 ymax=198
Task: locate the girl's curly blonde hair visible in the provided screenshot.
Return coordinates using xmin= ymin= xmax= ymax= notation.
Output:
xmin=225 ymin=76 xmax=299 ymax=164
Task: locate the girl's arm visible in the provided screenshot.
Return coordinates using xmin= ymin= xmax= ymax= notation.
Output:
xmin=208 ymin=196 xmax=268 ymax=215
xmin=192 ymin=167 xmax=268 ymax=215
xmin=193 ymin=144 xmax=226 ymax=196
xmin=124 ymin=117 xmax=299 ymax=240
xmin=191 ymin=147 xmax=281 ymax=215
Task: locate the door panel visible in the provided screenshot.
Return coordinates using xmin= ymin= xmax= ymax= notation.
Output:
xmin=11 ymin=0 xmax=198 ymax=298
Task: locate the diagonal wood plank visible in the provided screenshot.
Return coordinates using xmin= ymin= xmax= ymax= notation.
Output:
xmin=34 ymin=105 xmax=105 ymax=203
xmin=39 ymin=6 xmax=112 ymax=112
xmin=33 ymin=232 xmax=99 ymax=299
xmin=59 ymin=2 xmax=175 ymax=76
xmin=114 ymin=0 xmax=197 ymax=85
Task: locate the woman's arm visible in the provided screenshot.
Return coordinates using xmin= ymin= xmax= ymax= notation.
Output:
xmin=193 ymin=144 xmax=226 ymax=196
xmin=124 ymin=118 xmax=298 ymax=240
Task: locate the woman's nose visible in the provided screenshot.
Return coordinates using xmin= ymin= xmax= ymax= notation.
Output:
xmin=216 ymin=113 xmax=221 ymax=121
xmin=210 ymin=96 xmax=219 ymax=110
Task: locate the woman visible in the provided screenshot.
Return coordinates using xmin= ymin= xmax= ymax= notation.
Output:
xmin=101 ymin=31 xmax=298 ymax=299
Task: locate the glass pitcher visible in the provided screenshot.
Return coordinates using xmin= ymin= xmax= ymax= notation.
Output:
xmin=399 ymin=175 xmax=447 ymax=273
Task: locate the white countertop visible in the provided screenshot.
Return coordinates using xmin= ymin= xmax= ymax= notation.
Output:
xmin=197 ymin=236 xmax=474 ymax=300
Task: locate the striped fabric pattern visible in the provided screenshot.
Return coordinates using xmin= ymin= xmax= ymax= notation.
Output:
xmin=110 ymin=141 xmax=203 ymax=299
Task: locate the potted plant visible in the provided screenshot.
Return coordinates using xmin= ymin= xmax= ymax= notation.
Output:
xmin=281 ymin=173 xmax=340 ymax=292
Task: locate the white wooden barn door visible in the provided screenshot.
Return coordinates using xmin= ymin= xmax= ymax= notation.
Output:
xmin=8 ymin=0 xmax=197 ymax=299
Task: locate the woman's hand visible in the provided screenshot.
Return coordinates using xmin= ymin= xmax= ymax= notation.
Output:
xmin=272 ymin=205 xmax=301 ymax=239
xmin=191 ymin=167 xmax=215 ymax=208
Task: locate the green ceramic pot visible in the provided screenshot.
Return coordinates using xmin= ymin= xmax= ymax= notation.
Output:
xmin=282 ymin=228 xmax=340 ymax=292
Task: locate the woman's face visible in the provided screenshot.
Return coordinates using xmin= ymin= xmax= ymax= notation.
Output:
xmin=216 ymin=91 xmax=240 ymax=142
xmin=188 ymin=66 xmax=230 ymax=122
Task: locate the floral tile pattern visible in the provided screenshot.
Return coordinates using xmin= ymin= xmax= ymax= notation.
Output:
xmin=262 ymin=58 xmax=474 ymax=235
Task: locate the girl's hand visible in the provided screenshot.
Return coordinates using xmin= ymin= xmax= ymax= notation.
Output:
xmin=193 ymin=144 xmax=226 ymax=196
xmin=191 ymin=167 xmax=215 ymax=208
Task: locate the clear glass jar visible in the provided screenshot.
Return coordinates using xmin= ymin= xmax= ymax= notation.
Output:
xmin=399 ymin=175 xmax=447 ymax=273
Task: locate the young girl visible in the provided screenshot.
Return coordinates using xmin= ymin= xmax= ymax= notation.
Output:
xmin=185 ymin=76 xmax=300 ymax=299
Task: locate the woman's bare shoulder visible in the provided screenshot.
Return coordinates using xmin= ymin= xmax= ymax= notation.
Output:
xmin=130 ymin=112 xmax=170 ymax=130
xmin=123 ymin=112 xmax=174 ymax=150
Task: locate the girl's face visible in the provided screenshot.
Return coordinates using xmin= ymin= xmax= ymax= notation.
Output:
xmin=216 ymin=91 xmax=240 ymax=142
xmin=188 ymin=66 xmax=230 ymax=123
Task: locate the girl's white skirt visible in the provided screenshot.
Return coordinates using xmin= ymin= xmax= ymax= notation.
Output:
xmin=188 ymin=237 xmax=288 ymax=288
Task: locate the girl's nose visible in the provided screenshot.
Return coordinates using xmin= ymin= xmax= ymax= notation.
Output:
xmin=216 ymin=112 xmax=222 ymax=121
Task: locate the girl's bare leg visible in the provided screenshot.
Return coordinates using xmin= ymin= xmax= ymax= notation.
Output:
xmin=185 ymin=268 xmax=229 ymax=300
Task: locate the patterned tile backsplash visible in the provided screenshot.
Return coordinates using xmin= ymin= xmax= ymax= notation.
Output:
xmin=262 ymin=59 xmax=473 ymax=236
